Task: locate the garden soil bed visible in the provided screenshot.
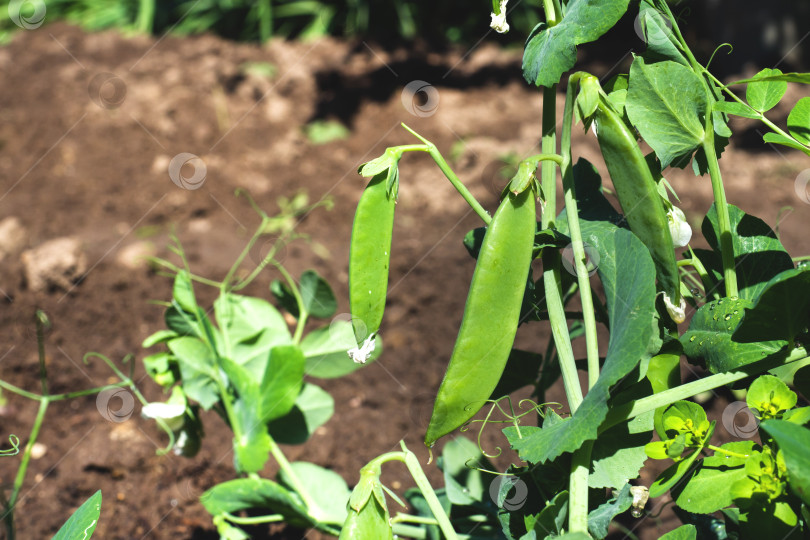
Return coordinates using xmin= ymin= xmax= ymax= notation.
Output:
xmin=0 ymin=23 xmax=808 ymax=539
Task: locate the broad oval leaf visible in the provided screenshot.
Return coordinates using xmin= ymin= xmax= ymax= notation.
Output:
xmin=52 ymin=490 xmax=101 ymax=540
xmin=260 ymin=344 xmax=305 ymax=422
xmin=200 ymin=477 xmax=309 ymax=525
xmin=168 ymin=336 xmax=220 ymax=409
xmin=659 ymin=525 xmax=697 ymax=540
xmin=279 ymin=462 xmax=350 ymax=525
xmin=746 ymin=68 xmax=787 ymax=112
xmin=299 ymin=270 xmax=338 ymax=319
xmin=268 ymin=383 xmax=334 ymax=445
xmin=626 ymin=57 xmax=708 ymax=168
xmin=787 ymin=96 xmax=810 ymax=146
xmin=505 ymin=222 xmax=658 ymax=463
xmin=522 ymin=0 xmax=631 ymax=87
xmin=733 ymin=267 xmax=810 ymax=345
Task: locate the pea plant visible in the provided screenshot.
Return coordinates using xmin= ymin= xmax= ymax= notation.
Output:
xmin=342 ymin=0 xmax=810 ymax=538
xmin=139 ymin=191 xmax=384 ymax=539
xmin=0 ymin=311 xmax=143 ymax=539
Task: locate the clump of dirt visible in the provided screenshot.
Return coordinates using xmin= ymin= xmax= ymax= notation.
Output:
xmin=0 ymin=22 xmax=808 ymax=539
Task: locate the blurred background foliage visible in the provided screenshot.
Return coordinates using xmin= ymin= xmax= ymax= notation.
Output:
xmin=1 ymin=0 xmax=807 ymax=72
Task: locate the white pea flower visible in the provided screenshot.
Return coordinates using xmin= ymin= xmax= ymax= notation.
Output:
xmin=667 ymin=206 xmax=692 ymax=248
xmin=664 ymin=294 xmax=686 ymax=324
xmin=490 ymin=0 xmax=510 ymax=33
xmin=348 ymin=334 xmax=376 ymax=364
xmin=141 ymin=402 xmax=186 ymax=432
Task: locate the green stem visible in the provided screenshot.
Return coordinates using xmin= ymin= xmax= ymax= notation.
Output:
xmin=267 ymin=437 xmax=320 ymax=515
xmin=707 ymin=444 xmax=749 ymax=459
xmin=568 ymin=441 xmax=593 ymax=535
xmin=401 ymin=124 xmax=491 ymax=225
xmin=35 ymin=311 xmax=48 ymax=396
xmin=561 ymin=80 xmax=600 ymax=390
xmin=135 ymin=0 xmax=154 ymax=34
xmin=602 ymin=348 xmax=808 ymax=431
xmin=539 ymin=84 xmax=583 ymax=411
xmin=258 ymin=0 xmax=272 ymax=42
xmin=222 ymin=511 xmax=284 ymax=525
xmin=702 ymin=116 xmax=738 ymax=297
xmin=391 ymin=513 xmax=441 ymax=526
xmin=5 ymin=398 xmax=49 ymax=539
xmin=272 ymin=262 xmax=308 ymax=344
xmin=402 ymin=447 xmax=459 ymax=540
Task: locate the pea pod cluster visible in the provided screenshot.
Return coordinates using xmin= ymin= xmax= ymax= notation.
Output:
xmin=594 ymin=98 xmax=684 ymax=322
xmin=425 ymin=188 xmax=536 ymax=446
xmin=349 ymin=169 xmax=397 ymax=346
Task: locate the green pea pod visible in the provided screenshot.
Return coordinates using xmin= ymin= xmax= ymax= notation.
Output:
xmin=349 ymin=171 xmax=397 ymax=345
xmin=595 ymin=99 xmax=684 ymax=322
xmin=339 ymin=494 xmax=393 ymax=540
xmin=425 ymin=189 xmax=536 ymax=446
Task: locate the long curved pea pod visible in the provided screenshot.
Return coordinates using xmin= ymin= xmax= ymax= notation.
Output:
xmin=595 ymin=100 xmax=684 ymax=322
xmin=425 ymin=188 xmax=536 ymax=446
xmin=349 ymin=172 xmax=397 ymax=345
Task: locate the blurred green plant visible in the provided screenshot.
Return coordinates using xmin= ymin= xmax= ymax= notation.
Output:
xmin=0 ymin=0 xmax=542 ymax=44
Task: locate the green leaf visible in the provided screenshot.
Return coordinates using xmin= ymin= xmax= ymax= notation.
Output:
xmin=504 ymin=222 xmax=658 ymax=463
xmin=168 ymin=337 xmax=220 ymax=409
xmin=713 ymin=100 xmax=760 ymax=119
xmin=215 ymin=293 xmax=292 ymax=378
xmin=164 ymin=302 xmax=219 ymax=344
xmin=270 ymin=279 xmax=299 ymax=316
xmin=439 ymin=436 xmax=491 ymax=505
xmin=299 ymin=270 xmax=338 ymax=318
xmin=301 ymin=320 xmax=380 ymax=378
xmin=733 ymin=267 xmax=810 ymax=344
xmin=626 ymin=57 xmax=708 ymax=168
xmin=787 ymin=96 xmax=810 ymax=145
xmin=659 ymin=524 xmax=697 ymax=540
xmin=587 ymin=484 xmax=632 ymax=539
xmin=522 ymin=0 xmax=631 ymax=87
xmin=729 ymin=72 xmax=810 ymax=85
xmin=672 ymin=441 xmax=755 ymax=513
xmin=52 ymin=490 xmax=101 ymax=540
xmin=638 ymin=2 xmax=687 ymax=65
xmin=142 ymin=329 xmax=177 ymax=348
xmin=647 ymin=349 xmax=682 ymax=438
xmin=699 ymin=204 xmax=794 ymax=301
xmin=680 ymin=297 xmax=789 ymax=373
xmin=534 ymin=490 xmax=569 ymax=537
xmin=747 ymin=375 xmax=797 ymax=418
xmin=662 ymin=401 xmax=707 ymax=437
xmin=279 ymin=462 xmax=349 ymax=525
xmin=650 ymin=449 xmax=702 ymax=499
xmin=201 ymin=477 xmax=309 ymax=524
xmin=172 ymin=271 xmax=197 ymax=313
xmin=763 ymin=132 xmax=810 ymax=152
xmin=260 ymin=345 xmax=305 ymax=422
xmin=268 ymin=383 xmax=334 ymax=445
xmin=589 ymin=411 xmax=654 ymax=490
xmin=220 ymin=357 xmax=271 ymax=473
xmin=760 ymin=420 xmax=810 ymax=505
xmin=746 ymin=68 xmax=787 ymax=112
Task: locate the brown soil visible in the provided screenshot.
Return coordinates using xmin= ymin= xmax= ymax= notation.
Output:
xmin=0 ymin=22 xmax=808 ymax=540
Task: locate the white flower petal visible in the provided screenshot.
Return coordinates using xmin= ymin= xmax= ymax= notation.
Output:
xmin=664 ymin=294 xmax=686 ymax=324
xmin=142 ymin=402 xmax=186 ymax=431
xmin=347 ymin=334 xmax=376 ymax=364
xmin=490 ymin=0 xmax=510 ymax=33
xmin=667 ymin=206 xmax=692 ymax=248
